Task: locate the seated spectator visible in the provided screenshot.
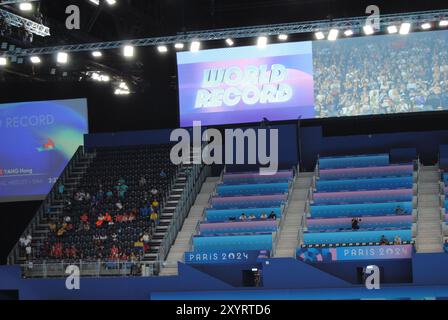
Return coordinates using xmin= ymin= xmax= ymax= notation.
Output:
xmin=150 ymin=211 xmax=158 ymax=227
xmin=118 ymin=177 xmax=126 ymax=185
xmin=260 ymin=212 xmax=267 ymax=220
xmin=150 ymin=187 xmax=158 ymax=197
xmin=268 ymin=211 xmax=277 ymax=220
xmin=139 ymin=176 xmax=147 ymax=187
xmin=351 ymin=218 xmax=361 ymax=231
xmin=249 ymin=213 xmax=256 ymax=220
xmin=49 ymin=221 xmax=57 ymax=233
xmin=116 ymin=201 xmax=123 ymax=211
xmin=106 ymin=190 xmax=113 ymax=198
xmin=70 ymin=246 xmax=77 ymax=259
xmin=140 ymin=205 xmax=150 ymax=218
xmin=110 ymin=245 xmax=120 ymax=260
xmin=239 ymin=213 xmax=247 ymax=221
xmin=129 ymin=210 xmax=137 ymax=222
xmin=96 ymin=214 xmax=105 ymax=227
xmin=159 ymin=170 xmax=167 ymax=178
xmin=395 ymin=206 xmax=405 ymax=215
xmin=394 ymin=235 xmax=402 ymax=245
xmin=134 ymin=239 xmax=144 ymax=252
xmin=104 ymin=212 xmax=113 ymax=225
xmin=64 ymin=215 xmax=71 ymax=224
xmin=116 ymin=213 xmax=124 ymax=223
xmin=380 ymin=235 xmax=389 ymax=245
xmin=58 ymin=183 xmax=65 ymax=197
xmin=80 ymin=213 xmax=89 ymax=224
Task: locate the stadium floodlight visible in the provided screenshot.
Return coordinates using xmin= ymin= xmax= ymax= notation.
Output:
xmin=119 ymin=82 xmax=128 ymax=90
xmin=57 ymin=52 xmax=68 ymax=64
xmin=190 ymin=41 xmax=201 ymax=52
xmin=387 ymin=25 xmax=398 ymax=34
xmin=106 ymin=0 xmax=117 ymax=5
xmin=225 ymin=38 xmax=234 ymax=46
xmin=257 ymin=36 xmax=268 ymax=48
xmin=399 ymin=22 xmax=411 ymax=35
xmin=123 ymin=45 xmax=134 ymax=57
xmin=174 ymin=43 xmax=184 ymax=49
xmin=0 ymin=57 xmax=7 ymax=66
xmin=89 ymin=0 xmax=100 ymax=5
xmin=92 ymin=51 xmax=102 ymax=57
xmin=101 ymin=75 xmax=110 ymax=82
xmin=157 ymin=45 xmax=168 ymax=53
xmin=19 ymin=2 xmax=32 ymax=11
xmin=278 ymin=34 xmax=288 ymax=40
xmin=344 ymin=29 xmax=353 ymax=37
xmin=315 ymin=31 xmax=325 ymax=40
xmin=421 ymin=23 xmax=432 ymax=30
xmin=363 ymin=25 xmax=374 ymax=35
xmin=30 ymin=56 xmax=41 ymax=64
xmin=440 ymin=20 xmax=448 ymax=27
xmin=327 ymin=29 xmax=339 ymax=41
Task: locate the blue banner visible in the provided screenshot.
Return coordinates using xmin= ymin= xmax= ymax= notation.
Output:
xmin=296 ymin=245 xmax=413 ymax=262
xmin=184 ymin=250 xmax=269 ymax=264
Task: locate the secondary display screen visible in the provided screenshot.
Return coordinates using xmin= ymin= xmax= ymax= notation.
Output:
xmin=0 ymin=98 xmax=88 ymax=202
xmin=177 ymin=29 xmax=448 ymax=126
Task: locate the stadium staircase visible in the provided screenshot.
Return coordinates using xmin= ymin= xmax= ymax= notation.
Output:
xmin=8 ymin=146 xmax=97 ymax=266
xmin=159 ymin=176 xmax=221 ymax=276
xmin=274 ymin=172 xmax=313 ymax=257
xmin=416 ymin=165 xmax=444 ymax=252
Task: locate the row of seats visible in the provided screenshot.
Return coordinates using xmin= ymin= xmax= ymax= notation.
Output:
xmin=25 ymin=144 xmax=180 ymax=263
xmin=304 ymin=154 xmax=415 ymax=247
xmin=191 ymin=169 xmax=294 ymax=254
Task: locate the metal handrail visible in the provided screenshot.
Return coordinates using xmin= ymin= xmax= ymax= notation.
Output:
xmin=19 ymin=260 xmax=164 ymax=279
xmin=7 ymin=146 xmax=93 ymax=265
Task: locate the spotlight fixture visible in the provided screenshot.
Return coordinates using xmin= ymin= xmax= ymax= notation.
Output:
xmin=105 ymin=0 xmax=117 ymax=5
xmin=278 ymin=34 xmax=288 ymax=40
xmin=174 ymin=43 xmax=184 ymax=49
xmin=387 ymin=25 xmax=398 ymax=34
xmin=344 ymin=29 xmax=353 ymax=37
xmin=57 ymin=52 xmax=68 ymax=64
xmin=421 ymin=23 xmax=431 ymax=30
xmin=315 ymin=31 xmax=325 ymax=40
xmin=363 ymin=25 xmax=374 ymax=35
xmin=327 ymin=29 xmax=339 ymax=41
xmin=30 ymin=56 xmax=41 ymax=64
xmin=399 ymin=22 xmax=411 ymax=35
xmin=19 ymin=2 xmax=32 ymax=11
xmin=440 ymin=20 xmax=448 ymax=27
xmin=0 ymin=57 xmax=7 ymax=66
xmin=92 ymin=51 xmax=102 ymax=57
xmin=257 ymin=36 xmax=268 ymax=48
xmin=190 ymin=41 xmax=201 ymax=52
xmin=89 ymin=0 xmax=100 ymax=5
xmin=123 ymin=45 xmax=134 ymax=57
xmin=225 ymin=38 xmax=234 ymax=46
xmin=157 ymin=45 xmax=168 ymax=53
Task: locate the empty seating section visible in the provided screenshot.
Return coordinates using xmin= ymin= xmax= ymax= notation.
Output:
xmin=444 ymin=173 xmax=448 ymax=219
xmin=33 ymin=144 xmax=180 ymax=263
xmin=304 ymin=154 xmax=415 ymax=247
xmin=191 ymin=169 xmax=294 ymax=255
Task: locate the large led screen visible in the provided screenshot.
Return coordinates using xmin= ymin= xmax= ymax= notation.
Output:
xmin=177 ymin=29 xmax=448 ymax=126
xmin=177 ymin=42 xmax=314 ymax=126
xmin=0 ymin=98 xmax=88 ymax=202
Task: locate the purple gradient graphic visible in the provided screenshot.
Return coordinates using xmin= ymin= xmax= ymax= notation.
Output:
xmin=178 ymin=43 xmax=314 ymax=127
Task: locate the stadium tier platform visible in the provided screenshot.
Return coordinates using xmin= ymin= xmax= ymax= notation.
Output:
xmin=190 ymin=169 xmax=294 ymax=255
xmin=302 ymin=153 xmax=416 ymax=247
xmin=8 ymin=145 xmax=205 ymax=277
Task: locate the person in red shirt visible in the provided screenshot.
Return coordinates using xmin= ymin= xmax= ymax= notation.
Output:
xmin=110 ymin=245 xmax=119 ymax=260
xmin=115 ymin=213 xmax=123 ymax=223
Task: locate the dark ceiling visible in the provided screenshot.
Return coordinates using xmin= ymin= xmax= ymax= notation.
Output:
xmin=0 ymin=0 xmax=446 ymax=85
